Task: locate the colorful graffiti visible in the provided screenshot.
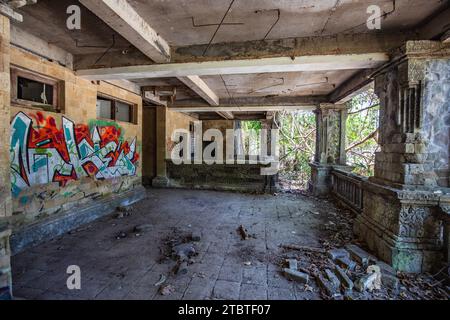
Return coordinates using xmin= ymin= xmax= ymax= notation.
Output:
xmin=10 ymin=112 xmax=139 ymax=197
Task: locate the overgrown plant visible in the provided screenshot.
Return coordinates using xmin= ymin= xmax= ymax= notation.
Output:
xmin=271 ymin=89 xmax=380 ymax=190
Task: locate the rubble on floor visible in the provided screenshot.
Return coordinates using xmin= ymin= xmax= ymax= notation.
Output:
xmin=280 ymin=243 xmax=449 ymax=300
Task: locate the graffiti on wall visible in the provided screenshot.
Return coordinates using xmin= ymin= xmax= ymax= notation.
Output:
xmin=10 ymin=112 xmax=139 ymax=197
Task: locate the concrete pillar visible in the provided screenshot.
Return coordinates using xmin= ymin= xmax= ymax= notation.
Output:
xmin=152 ymin=106 xmax=169 ymax=187
xmin=0 ymin=14 xmax=13 ymax=300
xmin=309 ymin=103 xmax=350 ymax=196
xmin=355 ymin=41 xmax=450 ymax=272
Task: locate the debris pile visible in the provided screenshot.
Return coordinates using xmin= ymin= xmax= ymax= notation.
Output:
xmin=155 ymin=228 xmax=202 ymax=296
xmin=280 ymin=243 xmax=449 ymax=300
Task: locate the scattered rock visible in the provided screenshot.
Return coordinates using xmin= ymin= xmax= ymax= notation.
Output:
xmin=283 ymin=268 xmax=309 ymax=284
xmin=238 ymin=225 xmax=250 ymax=240
xmin=327 ymin=248 xmax=350 ymax=261
xmin=174 ymin=261 xmax=189 ymax=275
xmin=286 ymin=259 xmax=298 ymax=270
xmin=345 ymin=244 xmax=375 ymax=267
xmin=324 ymin=268 xmax=341 ymax=289
xmin=115 ymin=231 xmax=127 ymax=239
xmin=316 ymin=274 xmax=337 ymax=297
xmin=334 ymin=265 xmax=354 ymax=291
xmin=154 ymin=275 xmax=167 ymax=287
xmin=159 ymin=284 xmax=175 ymax=296
xmin=366 ymin=265 xmax=382 ymax=290
xmin=172 ymin=243 xmax=196 ymax=261
xmin=336 ymin=257 xmax=357 ymax=271
xmin=355 ymin=272 xmax=378 ymax=292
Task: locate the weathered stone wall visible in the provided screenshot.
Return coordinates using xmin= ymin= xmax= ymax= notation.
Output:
xmin=7 ymin=47 xmax=144 ymax=232
xmin=166 ymin=108 xmax=196 ymax=157
xmin=167 ymin=161 xmax=274 ymax=193
xmin=354 ymin=41 xmax=450 ymax=273
xmin=422 ymin=59 xmax=450 ymax=187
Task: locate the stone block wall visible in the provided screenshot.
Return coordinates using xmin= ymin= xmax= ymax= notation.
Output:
xmin=167 ymin=161 xmax=275 ymax=193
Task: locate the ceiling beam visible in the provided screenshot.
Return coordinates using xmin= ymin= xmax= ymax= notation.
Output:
xmin=328 ymin=69 xmax=375 ymax=104
xmin=171 ymin=105 xmax=315 ymax=113
xmin=79 ymin=0 xmax=170 ymax=63
xmin=77 ymin=53 xmax=389 ymax=80
xmin=177 ymin=75 xmax=219 ymax=106
xmin=216 ymin=111 xmax=234 ymax=120
xmin=172 ymin=32 xmax=412 ymax=63
xmin=142 ymin=91 xmax=167 ymax=106
xmin=174 ymin=95 xmax=327 ymax=108
xmin=417 ymin=6 xmax=450 ymax=41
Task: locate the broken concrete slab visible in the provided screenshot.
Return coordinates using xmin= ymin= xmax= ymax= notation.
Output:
xmin=327 ymin=248 xmax=350 ymax=261
xmin=336 ymin=257 xmax=357 ymax=271
xmin=366 ymin=265 xmax=382 ymax=290
xmin=334 ymin=265 xmax=354 ymax=291
xmin=345 ymin=244 xmax=376 ymax=266
xmin=355 ymin=272 xmax=378 ymax=292
xmin=283 ymin=268 xmax=309 ymax=284
xmin=324 ymin=268 xmax=341 ymax=289
xmin=316 ymin=274 xmax=337 ymax=297
xmin=286 ymin=259 xmax=298 ymax=270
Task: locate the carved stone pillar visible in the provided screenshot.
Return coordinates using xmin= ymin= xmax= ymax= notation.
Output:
xmin=355 ymin=41 xmax=450 ymax=272
xmin=0 ymin=14 xmax=12 ymax=300
xmin=309 ymin=103 xmax=350 ymax=196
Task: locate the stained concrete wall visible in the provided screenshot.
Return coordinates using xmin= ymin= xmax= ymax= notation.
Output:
xmin=165 ymin=109 xmax=196 ymax=158
xmin=0 ymin=14 xmax=12 ymax=299
xmin=7 ymin=46 xmax=143 ymax=231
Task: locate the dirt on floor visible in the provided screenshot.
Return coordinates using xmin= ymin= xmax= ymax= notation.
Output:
xmin=10 ymin=188 xmax=450 ymax=300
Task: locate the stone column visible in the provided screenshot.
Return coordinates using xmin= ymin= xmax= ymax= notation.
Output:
xmin=309 ymin=103 xmax=350 ymax=196
xmin=355 ymin=41 xmax=450 ymax=272
xmin=152 ymin=106 xmax=169 ymax=187
xmin=0 ymin=14 xmax=12 ymax=300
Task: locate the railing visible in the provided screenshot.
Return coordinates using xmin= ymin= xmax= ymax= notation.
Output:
xmin=331 ymin=168 xmax=367 ymax=213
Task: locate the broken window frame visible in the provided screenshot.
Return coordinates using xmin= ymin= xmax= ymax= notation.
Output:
xmin=96 ymin=94 xmax=138 ymax=124
xmin=10 ymin=67 xmax=63 ymax=113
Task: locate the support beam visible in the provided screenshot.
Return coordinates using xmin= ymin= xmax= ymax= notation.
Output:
xmin=172 ymin=33 xmax=412 ymax=63
xmin=328 ymin=69 xmax=375 ymax=104
xmin=143 ymin=91 xmax=167 ymax=107
xmin=77 ymin=53 xmax=389 ymax=80
xmin=171 ymin=105 xmax=315 ymax=113
xmin=216 ymin=111 xmax=234 ymax=120
xmin=177 ymin=75 xmax=219 ymax=106
xmin=79 ymin=0 xmax=170 ymax=63
xmin=0 ymin=3 xmax=22 ymax=22
xmin=174 ymin=95 xmax=327 ymax=108
xmin=417 ymin=7 xmax=450 ymax=41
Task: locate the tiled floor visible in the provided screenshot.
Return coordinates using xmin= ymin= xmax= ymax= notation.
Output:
xmin=11 ymin=188 xmax=341 ymax=300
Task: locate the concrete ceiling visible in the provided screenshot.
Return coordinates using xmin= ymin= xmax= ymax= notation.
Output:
xmin=127 ymin=0 xmax=444 ymax=46
xmin=10 ymin=0 xmax=449 ymax=119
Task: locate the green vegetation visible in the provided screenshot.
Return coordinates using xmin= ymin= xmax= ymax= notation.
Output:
xmin=273 ymin=89 xmax=380 ymax=189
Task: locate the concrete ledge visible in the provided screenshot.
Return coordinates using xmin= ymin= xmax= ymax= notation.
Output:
xmin=10 ymin=186 xmax=146 ymax=255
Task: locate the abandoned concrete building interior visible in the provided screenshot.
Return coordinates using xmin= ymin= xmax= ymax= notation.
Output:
xmin=0 ymin=0 xmax=449 ymax=303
